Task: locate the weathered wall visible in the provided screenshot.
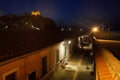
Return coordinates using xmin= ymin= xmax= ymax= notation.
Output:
xmin=0 ymin=42 xmax=65 ymax=80
xmin=0 ymin=58 xmax=25 ymax=80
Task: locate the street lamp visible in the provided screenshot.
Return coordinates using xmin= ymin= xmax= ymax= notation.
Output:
xmin=92 ymin=27 xmax=98 ymax=33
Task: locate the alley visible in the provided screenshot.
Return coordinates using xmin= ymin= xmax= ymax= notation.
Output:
xmin=50 ymin=49 xmax=94 ymax=80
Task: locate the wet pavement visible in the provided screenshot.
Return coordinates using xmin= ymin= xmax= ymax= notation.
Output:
xmin=49 ymin=50 xmax=94 ymax=80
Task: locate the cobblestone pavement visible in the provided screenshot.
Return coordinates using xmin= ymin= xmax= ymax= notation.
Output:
xmin=49 ymin=51 xmax=94 ymax=80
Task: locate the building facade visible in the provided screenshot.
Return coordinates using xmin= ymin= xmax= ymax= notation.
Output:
xmin=0 ymin=41 xmax=71 ymax=80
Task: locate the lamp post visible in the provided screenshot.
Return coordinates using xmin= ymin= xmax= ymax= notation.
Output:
xmin=90 ymin=26 xmax=99 ymax=48
xmin=90 ymin=27 xmax=99 ymax=76
xmin=90 ymin=27 xmax=99 ymax=38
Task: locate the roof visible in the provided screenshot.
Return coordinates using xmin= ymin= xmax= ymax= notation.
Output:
xmin=0 ymin=30 xmax=82 ymax=62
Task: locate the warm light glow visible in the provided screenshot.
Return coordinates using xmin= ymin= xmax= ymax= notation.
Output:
xmin=60 ymin=42 xmax=65 ymax=59
xmin=31 ymin=11 xmax=40 ymax=16
xmin=65 ymin=65 xmax=78 ymax=71
xmin=92 ymin=27 xmax=98 ymax=32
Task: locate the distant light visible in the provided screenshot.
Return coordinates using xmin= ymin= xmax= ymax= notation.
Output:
xmin=81 ymin=36 xmax=84 ymax=38
xmin=69 ymin=28 xmax=71 ymax=31
xmin=68 ymin=40 xmax=71 ymax=44
xmin=80 ymin=29 xmax=82 ymax=31
xmin=90 ymin=52 xmax=93 ymax=55
xmin=36 ymin=27 xmax=40 ymax=30
xmin=26 ymin=22 xmax=28 ymax=24
xmin=61 ymin=28 xmax=64 ymax=31
xmin=32 ymin=25 xmax=34 ymax=28
xmin=5 ymin=25 xmax=8 ymax=29
xmin=31 ymin=25 xmax=40 ymax=30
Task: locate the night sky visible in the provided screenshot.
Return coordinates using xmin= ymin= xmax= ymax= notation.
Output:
xmin=0 ymin=0 xmax=120 ymax=29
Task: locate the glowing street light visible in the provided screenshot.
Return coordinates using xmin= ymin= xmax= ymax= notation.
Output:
xmin=68 ymin=40 xmax=71 ymax=44
xmin=92 ymin=27 xmax=98 ymax=33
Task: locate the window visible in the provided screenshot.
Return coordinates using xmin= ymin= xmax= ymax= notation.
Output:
xmin=42 ymin=56 xmax=47 ymax=77
xmin=56 ymin=49 xmax=59 ymax=63
xmin=28 ymin=71 xmax=36 ymax=80
xmin=5 ymin=72 xmax=17 ymax=80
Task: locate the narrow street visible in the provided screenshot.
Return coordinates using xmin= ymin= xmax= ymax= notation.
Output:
xmin=50 ymin=49 xmax=94 ymax=80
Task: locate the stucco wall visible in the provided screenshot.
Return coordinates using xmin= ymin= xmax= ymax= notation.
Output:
xmin=0 ymin=42 xmax=63 ymax=80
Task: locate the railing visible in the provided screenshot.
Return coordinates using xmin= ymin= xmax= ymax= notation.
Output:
xmin=93 ymin=31 xmax=120 ymax=80
xmin=93 ymin=37 xmax=115 ymax=80
xmin=94 ymin=51 xmax=114 ymax=80
xmin=100 ymin=48 xmax=120 ymax=80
